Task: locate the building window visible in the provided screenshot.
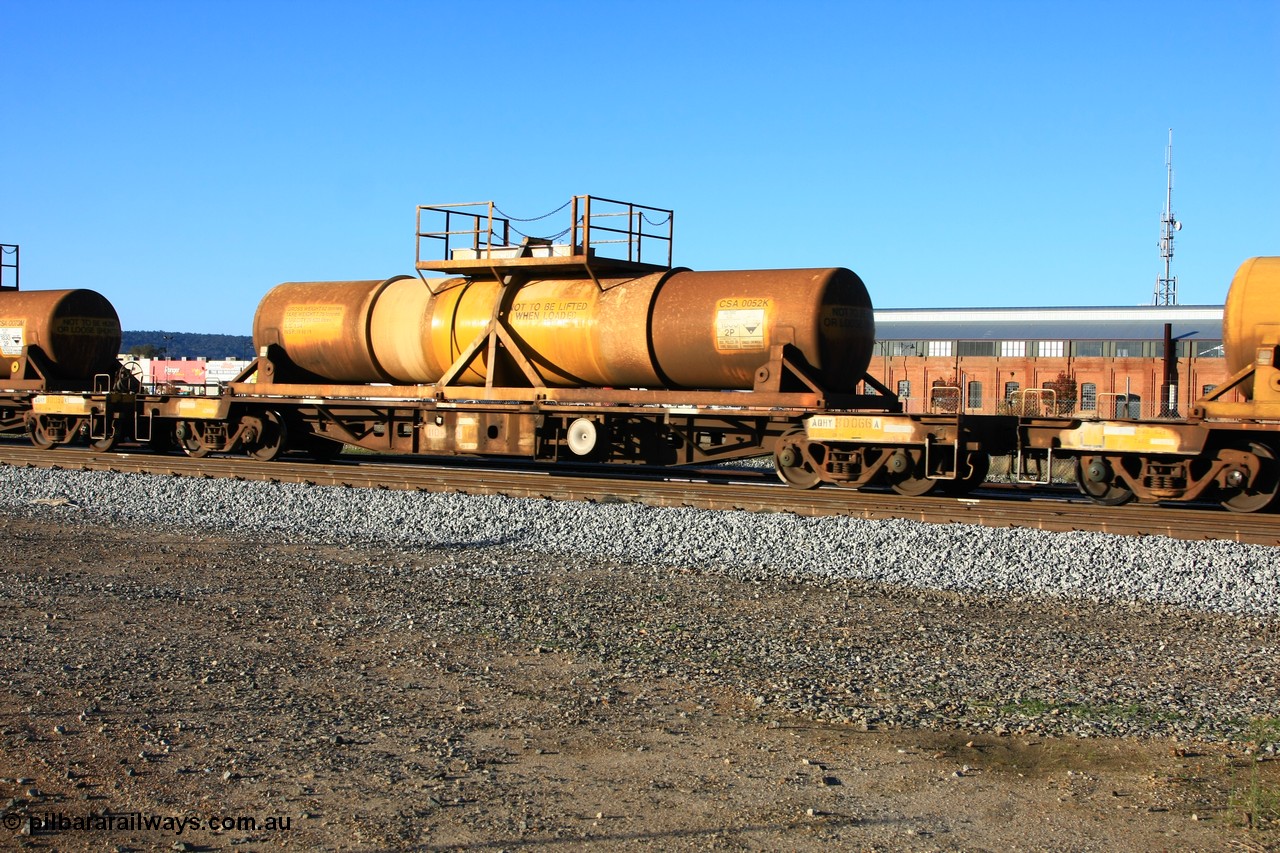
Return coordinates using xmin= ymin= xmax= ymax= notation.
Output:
xmin=967 ymin=381 xmax=983 ymax=409
xmin=897 ymin=380 xmax=911 ymax=398
xmin=1113 ymin=340 xmax=1146 ymax=358
xmin=958 ymin=340 xmax=997 ymax=357
xmin=1080 ymin=382 xmax=1097 ymax=410
xmin=1202 ymin=384 xmax=1216 ymax=396
xmin=927 ymin=340 xmax=953 ymax=357
xmin=1072 ymin=341 xmax=1104 ymax=357
xmin=1004 ymin=381 xmax=1020 ymax=401
xmin=1115 ymin=394 xmax=1141 ymax=418
xmin=1194 ymin=340 xmax=1224 ymax=358
xmin=888 ymin=341 xmax=918 ymax=357
xmin=1001 ymin=341 xmax=1026 ymax=357
xmin=1035 ymin=340 xmax=1064 ymax=357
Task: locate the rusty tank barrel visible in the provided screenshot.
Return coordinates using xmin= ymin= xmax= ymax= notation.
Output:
xmin=252 ymin=268 xmax=874 ymax=391
xmin=651 ymin=268 xmax=872 ymax=390
xmin=1222 ymin=257 xmax=1280 ymax=399
xmin=251 ymin=277 xmax=416 ymax=382
xmin=0 ymin=289 xmax=121 ymax=380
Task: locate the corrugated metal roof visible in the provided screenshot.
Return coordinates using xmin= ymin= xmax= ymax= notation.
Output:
xmin=873 ymin=304 xmax=1223 ymax=341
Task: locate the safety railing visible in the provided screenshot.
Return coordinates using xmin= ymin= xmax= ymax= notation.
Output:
xmin=1004 ymin=388 xmax=1057 ymax=417
xmin=1094 ymin=392 xmax=1147 ymax=420
xmin=1 ymin=244 xmax=18 ymax=291
xmin=416 ymin=195 xmax=673 ymax=268
xmin=416 ymin=201 xmax=510 ymax=266
xmin=573 ymin=195 xmax=673 ymax=267
xmin=146 ymin=380 xmax=223 ymax=396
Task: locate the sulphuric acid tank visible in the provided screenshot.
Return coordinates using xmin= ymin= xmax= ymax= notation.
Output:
xmin=1221 ymin=256 xmax=1280 ymax=399
xmin=0 ymin=289 xmax=122 ymax=379
xmin=252 ymin=267 xmax=874 ymax=391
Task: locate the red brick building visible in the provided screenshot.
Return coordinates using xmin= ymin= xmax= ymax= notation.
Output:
xmin=870 ymin=304 xmax=1231 ymax=418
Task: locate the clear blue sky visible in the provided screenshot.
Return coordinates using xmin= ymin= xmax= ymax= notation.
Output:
xmin=2 ymin=1 xmax=1276 ymax=334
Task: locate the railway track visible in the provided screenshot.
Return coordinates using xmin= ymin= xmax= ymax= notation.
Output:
xmin=0 ymin=443 xmax=1276 ymax=546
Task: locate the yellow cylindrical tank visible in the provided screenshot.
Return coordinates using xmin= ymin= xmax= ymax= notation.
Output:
xmin=370 ymin=275 xmax=469 ymax=382
xmin=252 ymin=267 xmax=875 ymax=391
xmin=430 ymin=272 xmax=673 ymax=387
xmin=1222 ymin=257 xmax=1280 ymax=399
xmin=0 ymin=289 xmax=121 ymax=380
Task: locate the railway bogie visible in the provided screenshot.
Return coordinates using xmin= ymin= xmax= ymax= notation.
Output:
xmin=1054 ymin=428 xmax=1280 ymax=512
xmin=774 ymin=412 xmax=1016 ymax=495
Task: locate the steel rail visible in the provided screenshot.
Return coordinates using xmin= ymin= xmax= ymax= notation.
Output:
xmin=0 ymin=444 xmax=1275 ymax=546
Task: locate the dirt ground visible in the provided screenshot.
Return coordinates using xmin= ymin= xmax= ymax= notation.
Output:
xmin=0 ymin=515 xmax=1276 ymax=851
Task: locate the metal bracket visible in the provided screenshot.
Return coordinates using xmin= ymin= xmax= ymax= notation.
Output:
xmin=1014 ymin=445 xmax=1053 ymax=485
xmin=924 ymin=436 xmax=961 ymax=482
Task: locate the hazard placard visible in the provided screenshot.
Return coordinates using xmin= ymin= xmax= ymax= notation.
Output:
xmin=715 ymin=308 xmax=766 ymax=351
xmin=0 ymin=324 xmax=24 ymax=356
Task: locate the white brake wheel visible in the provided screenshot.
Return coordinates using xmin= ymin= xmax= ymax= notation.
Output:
xmin=567 ymin=418 xmax=598 ymax=456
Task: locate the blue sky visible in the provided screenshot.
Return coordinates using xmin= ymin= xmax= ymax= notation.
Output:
xmin=2 ymin=1 xmax=1276 ymax=334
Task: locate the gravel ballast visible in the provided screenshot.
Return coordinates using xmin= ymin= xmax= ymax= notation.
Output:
xmin=1 ymin=465 xmax=1277 ymax=616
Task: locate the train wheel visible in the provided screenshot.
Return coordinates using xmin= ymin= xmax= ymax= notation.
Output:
xmin=1219 ymin=442 xmax=1280 ymax=513
xmin=1075 ymin=456 xmax=1135 ymax=506
xmin=884 ymin=449 xmax=938 ymax=497
xmin=773 ymin=431 xmax=821 ymax=489
xmin=177 ymin=421 xmax=212 ymax=458
xmin=941 ymin=452 xmax=990 ymax=496
xmin=244 ymin=411 xmax=289 ymax=461
xmin=88 ymin=429 xmax=119 ymax=452
xmin=28 ymin=417 xmax=56 ymax=450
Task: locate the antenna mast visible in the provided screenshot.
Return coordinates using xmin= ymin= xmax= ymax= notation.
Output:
xmin=1152 ymin=128 xmax=1182 ymax=305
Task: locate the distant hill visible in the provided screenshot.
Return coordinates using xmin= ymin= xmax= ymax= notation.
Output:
xmin=121 ymin=331 xmax=254 ymax=360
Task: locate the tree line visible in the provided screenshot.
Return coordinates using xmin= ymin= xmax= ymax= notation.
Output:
xmin=121 ymin=331 xmax=254 ymax=360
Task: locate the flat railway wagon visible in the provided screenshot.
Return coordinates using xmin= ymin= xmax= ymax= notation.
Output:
xmin=0 ymin=197 xmax=1008 ymax=496
xmin=1 ymin=197 xmax=1276 ymax=513
xmin=160 ymin=196 xmax=1008 ymax=497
